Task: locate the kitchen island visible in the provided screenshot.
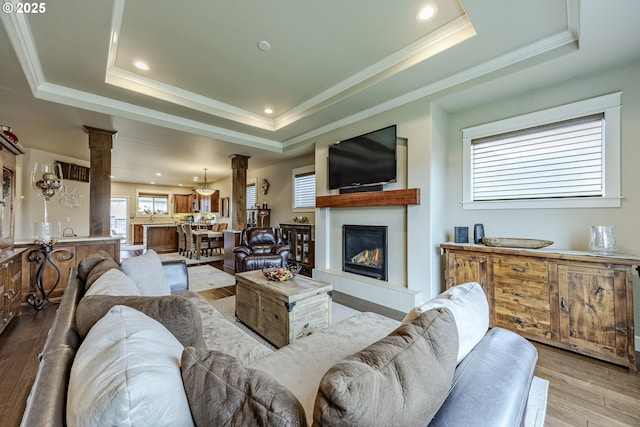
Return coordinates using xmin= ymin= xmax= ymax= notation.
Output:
xmin=143 ymin=223 xmax=178 ymax=254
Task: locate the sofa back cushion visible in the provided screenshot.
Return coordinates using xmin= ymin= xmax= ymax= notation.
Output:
xmin=313 ymin=307 xmax=458 ymax=427
xmin=84 ymin=268 xmax=141 ymax=296
xmin=67 ymin=305 xmax=194 ymax=427
xmin=181 ymin=347 xmax=307 ymax=427
xmin=402 ymin=281 xmax=489 ymax=364
xmin=76 ymin=294 xmax=205 ymax=348
xmin=120 ymin=249 xmax=171 ymax=296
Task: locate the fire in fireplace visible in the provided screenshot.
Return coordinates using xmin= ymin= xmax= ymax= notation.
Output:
xmin=342 ymin=225 xmax=388 ymax=280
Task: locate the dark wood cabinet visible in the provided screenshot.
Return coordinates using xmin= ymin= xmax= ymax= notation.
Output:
xmin=174 ymin=194 xmax=194 ymax=213
xmin=17 ymin=238 xmax=120 ymax=305
xmin=441 ymin=243 xmax=638 ymax=372
xmin=280 ymin=224 xmax=314 ymax=273
xmin=196 ymin=191 xmax=220 ymax=213
xmin=0 ymin=249 xmax=24 ymax=334
xmin=133 ymin=224 xmax=144 ymax=244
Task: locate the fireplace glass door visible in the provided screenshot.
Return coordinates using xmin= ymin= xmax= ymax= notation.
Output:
xmin=342 ymin=225 xmax=387 ymax=280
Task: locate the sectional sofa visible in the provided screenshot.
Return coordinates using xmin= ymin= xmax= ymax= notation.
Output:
xmin=21 ymin=249 xmax=540 ymax=426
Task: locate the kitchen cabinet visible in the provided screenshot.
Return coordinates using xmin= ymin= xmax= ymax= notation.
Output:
xmin=441 ymin=243 xmax=638 ymax=372
xmin=174 ymin=194 xmax=194 ymax=213
xmin=133 ymin=224 xmax=144 ymax=244
xmin=196 ymin=191 xmax=219 ymax=213
xmin=280 ymin=224 xmax=314 ymax=273
xmin=0 ymin=249 xmax=24 ymax=334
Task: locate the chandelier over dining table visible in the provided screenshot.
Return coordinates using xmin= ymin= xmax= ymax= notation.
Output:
xmin=195 ymin=168 xmax=215 ymax=196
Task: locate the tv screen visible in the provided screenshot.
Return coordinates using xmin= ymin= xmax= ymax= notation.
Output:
xmin=328 ymin=125 xmax=397 ymax=190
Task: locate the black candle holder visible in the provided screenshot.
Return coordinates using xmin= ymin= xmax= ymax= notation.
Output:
xmin=26 ymin=244 xmax=74 ymax=311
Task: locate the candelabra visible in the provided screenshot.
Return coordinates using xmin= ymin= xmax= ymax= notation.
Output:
xmin=26 ymin=162 xmax=74 ymax=310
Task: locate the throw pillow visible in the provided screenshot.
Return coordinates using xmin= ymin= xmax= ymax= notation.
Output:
xmin=85 ymin=257 xmax=121 ymax=290
xmin=402 ymin=281 xmax=489 ymax=363
xmin=76 ymin=294 xmax=205 ymax=348
xmin=119 ymin=249 xmax=171 ymax=296
xmin=84 ymin=268 xmax=141 ymax=296
xmin=313 ymin=307 xmax=458 ymax=427
xmin=67 ymin=305 xmax=194 ymax=427
xmin=181 ymin=346 xmax=308 ymax=427
xmin=77 ymin=250 xmax=113 ymax=282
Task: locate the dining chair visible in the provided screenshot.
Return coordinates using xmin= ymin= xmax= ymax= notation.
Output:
xmin=182 ymin=224 xmax=199 ymax=258
xmin=176 ymin=224 xmax=186 ymax=255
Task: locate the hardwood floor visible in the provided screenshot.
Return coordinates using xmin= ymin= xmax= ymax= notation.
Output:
xmin=1 ymin=274 xmax=638 ymax=426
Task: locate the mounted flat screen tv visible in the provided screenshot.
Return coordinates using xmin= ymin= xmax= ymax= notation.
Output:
xmin=328 ymin=125 xmax=397 ymax=190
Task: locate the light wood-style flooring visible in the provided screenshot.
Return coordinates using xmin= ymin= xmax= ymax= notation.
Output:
xmin=1 ymin=261 xmax=638 ymax=426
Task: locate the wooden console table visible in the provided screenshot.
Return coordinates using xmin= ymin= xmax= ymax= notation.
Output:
xmin=441 ymin=242 xmax=639 ymax=372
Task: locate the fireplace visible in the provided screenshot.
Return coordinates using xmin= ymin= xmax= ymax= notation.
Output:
xmin=342 ymin=225 xmax=388 ymax=280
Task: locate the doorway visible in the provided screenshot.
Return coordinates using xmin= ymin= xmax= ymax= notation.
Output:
xmin=110 ymin=196 xmax=129 ymax=243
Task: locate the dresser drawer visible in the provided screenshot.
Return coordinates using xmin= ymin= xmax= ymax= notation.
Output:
xmin=493 ymin=280 xmax=550 ymax=311
xmin=495 ymin=301 xmax=551 ymax=338
xmin=493 ymin=256 xmax=548 ymax=282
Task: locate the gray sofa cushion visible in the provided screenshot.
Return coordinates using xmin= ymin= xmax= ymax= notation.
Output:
xmin=76 ymin=295 xmax=205 ymax=348
xmin=181 ymin=347 xmax=308 ymax=427
xmin=313 ymin=307 xmax=458 ymax=427
xmin=428 ymin=327 xmax=538 ymax=427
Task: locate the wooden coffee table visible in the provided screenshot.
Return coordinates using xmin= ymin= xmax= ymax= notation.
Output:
xmin=235 ymin=270 xmax=333 ymax=348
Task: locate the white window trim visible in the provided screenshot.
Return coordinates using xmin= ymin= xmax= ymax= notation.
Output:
xmin=461 ymin=92 xmax=622 ymax=210
xmin=292 ymin=164 xmax=316 ymax=212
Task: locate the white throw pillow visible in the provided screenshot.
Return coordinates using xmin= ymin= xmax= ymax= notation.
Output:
xmin=120 ymin=249 xmax=171 ymax=296
xmin=402 ymin=282 xmax=489 ymax=364
xmin=67 ymin=305 xmax=194 ymax=427
xmin=84 ymin=268 xmax=141 ymax=296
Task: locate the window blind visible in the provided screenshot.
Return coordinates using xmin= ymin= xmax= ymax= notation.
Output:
xmin=471 ymin=114 xmax=604 ymax=201
xmin=246 ymin=183 xmax=256 ymax=209
xmin=293 ymin=172 xmax=316 ymax=208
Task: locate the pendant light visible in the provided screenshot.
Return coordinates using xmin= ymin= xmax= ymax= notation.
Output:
xmin=195 ymin=168 xmax=215 ymax=196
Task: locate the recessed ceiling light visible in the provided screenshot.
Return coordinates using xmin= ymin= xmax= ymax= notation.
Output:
xmin=264 ymin=107 xmax=273 ymax=115
xmin=134 ymin=61 xmax=150 ymax=71
xmin=155 ymin=172 xmax=162 ymax=176
xmin=416 ymin=5 xmax=437 ymax=21
xmin=257 ymin=40 xmax=272 ymax=51
xmin=150 ymin=181 xmax=155 ymax=184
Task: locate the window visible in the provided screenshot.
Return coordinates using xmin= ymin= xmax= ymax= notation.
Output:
xmin=292 ymin=165 xmax=316 ymax=210
xmin=138 ymin=193 xmax=169 ymax=214
xmin=246 ymin=181 xmax=256 ymax=209
xmin=462 ymin=92 xmax=622 ymax=209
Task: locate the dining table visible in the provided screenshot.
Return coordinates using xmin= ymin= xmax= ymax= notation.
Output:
xmin=192 ymin=229 xmax=224 ymax=260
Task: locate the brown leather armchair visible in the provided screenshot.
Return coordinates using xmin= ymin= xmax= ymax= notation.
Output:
xmin=233 ymin=227 xmax=290 ymax=273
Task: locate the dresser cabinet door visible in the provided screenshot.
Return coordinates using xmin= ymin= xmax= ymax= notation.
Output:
xmin=445 ymin=252 xmax=488 ymax=293
xmin=557 ymin=263 xmax=630 ymax=364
